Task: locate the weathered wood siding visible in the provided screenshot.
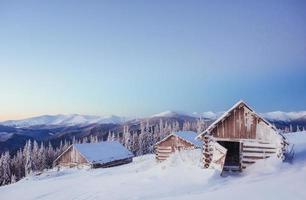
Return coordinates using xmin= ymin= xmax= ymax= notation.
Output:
xmin=241 ymin=141 xmax=278 ymax=168
xmin=210 ymin=104 xmax=279 ymax=142
xmin=155 ymin=135 xmax=196 ymax=161
xmin=56 ymin=146 xmax=88 ymax=167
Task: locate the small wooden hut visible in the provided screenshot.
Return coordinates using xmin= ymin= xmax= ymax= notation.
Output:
xmin=196 ymin=100 xmax=288 ymax=172
xmin=54 ymin=141 xmax=134 ymax=168
xmin=155 ymin=131 xmax=202 ymax=161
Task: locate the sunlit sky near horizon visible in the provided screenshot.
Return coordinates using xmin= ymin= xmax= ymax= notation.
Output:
xmin=0 ymin=0 xmax=306 ymax=121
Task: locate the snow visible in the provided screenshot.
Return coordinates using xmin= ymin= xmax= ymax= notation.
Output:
xmin=0 ymin=114 xmax=127 ymax=127
xmin=73 ymin=141 xmax=134 ymax=164
xmin=1 ymin=131 xmax=306 ymax=200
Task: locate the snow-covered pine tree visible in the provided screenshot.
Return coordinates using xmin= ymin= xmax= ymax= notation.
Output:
xmin=38 ymin=142 xmax=47 ymax=171
xmin=0 ymin=153 xmax=4 ymax=185
xmin=296 ymin=125 xmax=301 ymax=132
xmin=24 ymin=140 xmax=32 ymax=176
xmin=46 ymin=142 xmax=55 ymax=168
xmin=123 ymin=126 xmax=132 ymax=150
xmin=10 ymin=174 xmax=16 ymax=184
xmin=111 ymin=132 xmax=117 ymax=141
xmin=146 ymin=120 xmax=154 ymax=153
xmin=89 ymin=135 xmax=95 ymax=143
xmin=139 ymin=121 xmax=150 ymax=155
xmin=12 ymin=149 xmax=24 ymax=180
xmin=159 ymin=119 xmax=164 ymax=134
xmin=196 ymin=117 xmax=205 ymax=134
xmin=82 ymin=137 xmax=88 ymax=143
xmin=72 ymin=136 xmax=76 ymax=144
xmin=153 ymin=124 xmax=160 ymax=146
xmin=2 ymin=151 xmax=11 ymax=185
xmin=131 ymin=132 xmax=140 ymax=155
xmin=32 ymin=140 xmax=39 ymax=171
xmin=107 ymin=130 xmax=112 ymax=141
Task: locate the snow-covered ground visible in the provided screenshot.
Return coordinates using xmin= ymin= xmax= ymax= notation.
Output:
xmin=1 ymin=132 xmax=306 ymax=200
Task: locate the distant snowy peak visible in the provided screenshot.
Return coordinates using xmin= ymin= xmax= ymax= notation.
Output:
xmin=1 ymin=114 xmax=126 ymax=128
xmin=261 ymin=111 xmax=306 ymax=122
xmin=151 ymin=111 xmax=189 ymax=118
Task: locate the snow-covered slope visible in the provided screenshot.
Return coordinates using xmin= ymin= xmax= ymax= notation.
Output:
xmin=0 ymin=114 xmax=126 ymax=127
xmin=1 ymin=132 xmax=306 ymax=200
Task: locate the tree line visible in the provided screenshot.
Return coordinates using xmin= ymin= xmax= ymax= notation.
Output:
xmin=0 ymin=118 xmax=206 ymax=186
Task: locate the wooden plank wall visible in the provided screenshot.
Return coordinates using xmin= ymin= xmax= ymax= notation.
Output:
xmin=155 ymin=135 xmax=195 ymax=161
xmin=241 ymin=141 xmax=278 ymax=169
xmin=56 ymin=146 xmax=88 ymax=167
xmin=211 ymin=105 xmax=257 ymax=139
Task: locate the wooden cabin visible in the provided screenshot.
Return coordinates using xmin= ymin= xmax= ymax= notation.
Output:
xmin=196 ymin=100 xmax=288 ymax=172
xmin=155 ymin=131 xmax=202 ymax=161
xmin=53 ymin=141 xmax=134 ymax=168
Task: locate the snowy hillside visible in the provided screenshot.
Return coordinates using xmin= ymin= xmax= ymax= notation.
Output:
xmin=0 ymin=114 xmax=126 ymax=128
xmin=1 ymin=132 xmax=306 ymax=200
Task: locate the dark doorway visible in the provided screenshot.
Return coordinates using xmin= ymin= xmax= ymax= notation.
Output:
xmin=217 ymin=141 xmax=240 ymax=167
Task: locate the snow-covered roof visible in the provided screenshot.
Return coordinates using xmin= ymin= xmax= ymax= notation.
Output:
xmin=155 ymin=131 xmax=202 ymax=147
xmin=74 ymin=141 xmax=134 ymax=164
xmin=196 ymin=100 xmax=279 ymax=139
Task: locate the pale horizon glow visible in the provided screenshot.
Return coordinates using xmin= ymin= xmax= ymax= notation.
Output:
xmin=0 ymin=1 xmax=306 ymax=121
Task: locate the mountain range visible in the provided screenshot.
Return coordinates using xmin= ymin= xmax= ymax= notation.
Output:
xmin=1 ymin=110 xmax=306 ymax=128
xmin=0 ymin=114 xmax=127 ymax=128
xmin=0 ymin=110 xmax=305 ymax=154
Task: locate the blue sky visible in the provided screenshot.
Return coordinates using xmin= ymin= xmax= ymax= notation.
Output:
xmin=0 ymin=0 xmax=306 ymax=120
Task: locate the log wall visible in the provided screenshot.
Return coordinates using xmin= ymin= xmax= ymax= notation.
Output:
xmin=56 ymin=146 xmax=88 ymax=167
xmin=155 ymin=135 xmax=196 ymax=161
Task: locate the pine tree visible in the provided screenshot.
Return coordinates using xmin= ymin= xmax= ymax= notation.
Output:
xmin=46 ymin=142 xmax=55 ymax=168
xmin=11 ymin=174 xmax=16 ymax=184
xmin=32 ymin=140 xmax=39 ymax=171
xmin=82 ymin=137 xmax=88 ymax=143
xmin=0 ymin=153 xmax=4 ymax=185
xmin=107 ymin=130 xmax=112 ymax=141
xmin=24 ymin=140 xmax=32 ymax=176
xmin=146 ymin=120 xmax=154 ymax=153
xmin=131 ymin=132 xmax=140 ymax=155
xmin=296 ymin=125 xmax=301 ymax=132
xmin=123 ymin=127 xmax=131 ymax=150
xmin=38 ymin=142 xmax=47 ymax=171
xmin=13 ymin=149 xmax=24 ymax=180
